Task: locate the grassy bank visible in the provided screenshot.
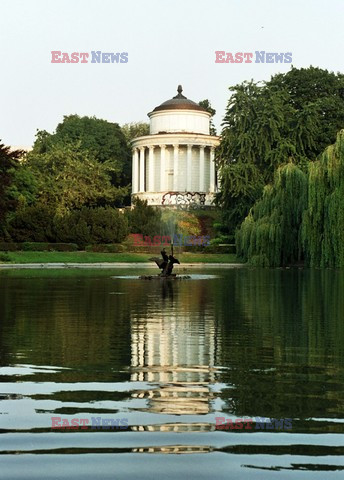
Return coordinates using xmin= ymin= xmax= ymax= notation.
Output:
xmin=0 ymin=251 xmax=242 ymax=264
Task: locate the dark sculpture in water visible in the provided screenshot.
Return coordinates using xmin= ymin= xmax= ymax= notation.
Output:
xmin=149 ymin=248 xmax=180 ymax=277
xmin=140 ymin=247 xmax=189 ymax=280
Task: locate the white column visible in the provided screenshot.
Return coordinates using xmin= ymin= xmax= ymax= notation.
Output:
xmin=173 ymin=144 xmax=179 ymax=191
xmin=199 ymin=146 xmax=205 ymax=192
xmin=187 ymin=144 xmax=192 ymax=191
xmin=148 ymin=146 xmax=155 ymax=192
xmin=132 ymin=148 xmax=139 ymax=194
xmin=139 ymin=147 xmax=145 ymax=192
xmin=160 ymin=145 xmax=166 ymax=192
xmin=209 ymin=146 xmax=216 ymax=193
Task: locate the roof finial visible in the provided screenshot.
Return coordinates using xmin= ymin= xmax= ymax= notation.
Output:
xmin=172 ymin=85 xmax=187 ymax=100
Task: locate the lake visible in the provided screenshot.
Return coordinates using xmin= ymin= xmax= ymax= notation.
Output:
xmin=1 ymin=267 xmax=344 ymax=479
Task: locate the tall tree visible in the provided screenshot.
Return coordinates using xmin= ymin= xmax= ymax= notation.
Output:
xmin=217 ymin=67 xmax=344 ymax=234
xmin=302 ymin=129 xmax=344 ymax=267
xmin=0 ymin=142 xmax=24 ymax=239
xmin=26 ymin=142 xmax=129 ymax=214
xmin=33 ymin=115 xmax=131 ymax=187
xmin=268 ymin=66 xmax=344 ymax=156
xmin=236 ymin=129 xmax=344 ymax=267
xmin=236 ymin=162 xmax=308 ymax=266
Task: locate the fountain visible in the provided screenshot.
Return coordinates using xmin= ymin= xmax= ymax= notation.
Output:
xmin=139 ymin=208 xmax=192 ymax=280
xmin=139 ymin=242 xmax=191 ymax=280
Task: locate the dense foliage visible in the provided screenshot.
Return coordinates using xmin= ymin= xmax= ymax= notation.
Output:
xmin=8 ymin=205 xmax=128 ymax=246
xmin=0 ymin=115 xmax=135 ymax=245
xmin=33 ymin=115 xmax=131 ymax=186
xmin=0 ymin=144 xmax=24 ymax=239
xmin=26 ymin=143 xmax=128 ymax=214
xmin=302 ymin=130 xmax=344 ymax=267
xmin=236 ymin=130 xmax=344 ymax=267
xmin=236 ymin=163 xmax=308 ymax=266
xmin=121 ymin=122 xmax=150 ymax=143
xmin=217 ymin=67 xmax=344 ymax=234
xmin=125 ymin=198 xmax=162 ymax=236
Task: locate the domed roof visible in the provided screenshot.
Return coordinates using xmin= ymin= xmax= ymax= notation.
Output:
xmin=151 ymin=85 xmax=208 ymax=113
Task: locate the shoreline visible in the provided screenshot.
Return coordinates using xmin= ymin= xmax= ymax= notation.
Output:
xmin=0 ymin=262 xmax=245 ymax=269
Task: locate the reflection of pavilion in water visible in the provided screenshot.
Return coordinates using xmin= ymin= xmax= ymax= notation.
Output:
xmin=130 ymin=307 xmax=218 ymax=417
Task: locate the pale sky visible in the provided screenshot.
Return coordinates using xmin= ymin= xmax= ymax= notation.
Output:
xmin=1 ymin=0 xmax=343 ymax=147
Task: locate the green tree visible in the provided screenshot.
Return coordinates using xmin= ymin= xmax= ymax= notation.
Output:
xmin=121 ymin=122 xmax=150 ymax=143
xmin=269 ymin=66 xmax=344 ymax=156
xmin=8 ymin=203 xmax=56 ymax=242
xmin=55 ymin=207 xmax=128 ymax=246
xmin=26 ymin=142 xmax=129 ymax=214
xmin=198 ymin=99 xmax=217 ymax=135
xmin=33 ymin=114 xmax=131 ymax=187
xmin=0 ymin=142 xmax=24 ymax=239
xmin=7 ymin=164 xmax=38 ymax=208
xmin=217 ymin=67 xmax=344 ymax=234
xmin=125 ymin=198 xmax=162 ymax=236
xmin=302 ymin=130 xmax=344 ymax=267
xmin=236 ymin=130 xmax=344 ymax=267
xmin=236 ymin=163 xmax=308 ymax=266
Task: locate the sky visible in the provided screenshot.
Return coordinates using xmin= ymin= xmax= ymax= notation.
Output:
xmin=1 ymin=0 xmax=343 ymax=148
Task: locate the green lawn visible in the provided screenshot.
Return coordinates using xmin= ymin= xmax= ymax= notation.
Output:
xmin=0 ymin=251 xmax=242 ymax=264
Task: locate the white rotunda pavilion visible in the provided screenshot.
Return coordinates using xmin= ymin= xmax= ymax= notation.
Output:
xmin=131 ymin=86 xmax=220 ymax=207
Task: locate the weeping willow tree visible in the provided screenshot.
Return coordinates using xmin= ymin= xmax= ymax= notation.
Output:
xmin=302 ymin=130 xmax=344 ymax=267
xmin=236 ymin=163 xmax=308 ymax=266
xmin=237 ymin=130 xmax=344 ymax=267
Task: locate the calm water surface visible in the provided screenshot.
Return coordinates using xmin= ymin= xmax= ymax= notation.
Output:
xmin=1 ymin=267 xmax=344 ymax=479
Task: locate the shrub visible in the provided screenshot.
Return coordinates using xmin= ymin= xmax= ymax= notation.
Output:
xmin=203 ymin=244 xmax=236 ymax=254
xmin=7 ymin=204 xmax=56 ymax=242
xmin=19 ymin=242 xmax=78 ymax=251
xmin=50 ymin=243 xmax=79 ymax=252
xmin=21 ymin=242 xmax=51 ymax=251
xmin=85 ymin=244 xmax=126 ymax=253
xmin=8 ymin=204 xmax=128 ymax=247
xmin=0 ymin=253 xmax=11 ymax=262
xmin=209 ymin=235 xmax=232 ymax=246
xmin=87 ymin=208 xmax=128 ymax=244
xmin=54 ymin=213 xmax=91 ymax=247
xmin=55 ymin=207 xmax=128 ymax=247
xmin=127 ymin=245 xmax=166 ymax=254
xmin=126 ymin=198 xmax=161 ymax=236
xmin=0 ymin=242 xmax=18 ymax=251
